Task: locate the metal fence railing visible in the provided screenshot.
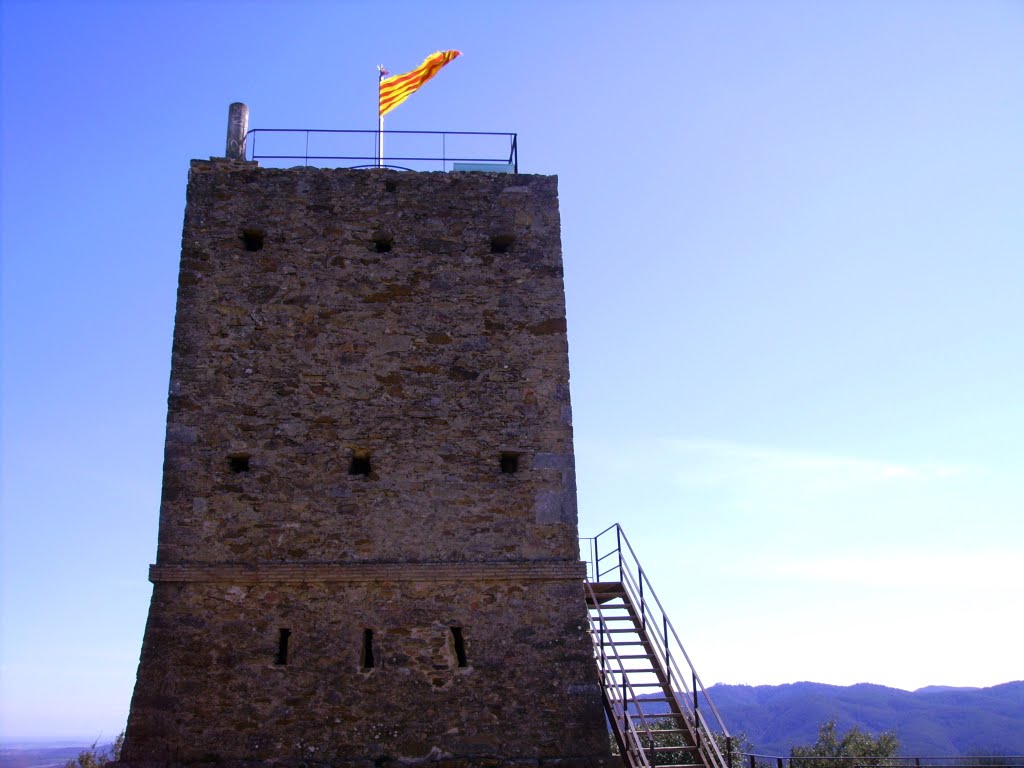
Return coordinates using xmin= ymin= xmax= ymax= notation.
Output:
xmin=245 ymin=128 xmax=518 ymax=172
xmin=740 ymin=756 xmax=1024 ymax=768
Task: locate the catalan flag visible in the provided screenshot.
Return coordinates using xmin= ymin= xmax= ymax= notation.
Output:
xmin=379 ymin=50 xmax=461 ymax=117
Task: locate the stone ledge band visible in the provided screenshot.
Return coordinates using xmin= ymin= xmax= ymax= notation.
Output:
xmin=150 ymin=560 xmax=588 ymax=584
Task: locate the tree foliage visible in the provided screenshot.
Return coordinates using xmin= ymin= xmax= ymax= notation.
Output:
xmin=64 ymin=732 xmax=124 ymax=768
xmin=790 ymin=719 xmax=899 ymax=768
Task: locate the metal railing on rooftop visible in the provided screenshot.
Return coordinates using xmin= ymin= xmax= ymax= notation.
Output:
xmin=741 ymin=755 xmax=1024 ymax=768
xmin=245 ymin=128 xmax=517 ymax=172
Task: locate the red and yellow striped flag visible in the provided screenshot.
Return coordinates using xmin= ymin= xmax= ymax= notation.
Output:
xmin=379 ymin=50 xmax=461 ymax=117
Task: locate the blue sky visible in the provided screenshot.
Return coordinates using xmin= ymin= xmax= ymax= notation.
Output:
xmin=2 ymin=0 xmax=1022 ymax=743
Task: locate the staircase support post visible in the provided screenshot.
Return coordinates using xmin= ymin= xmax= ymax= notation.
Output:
xmin=664 ymin=614 xmax=671 ymax=687
xmin=639 ymin=567 xmax=646 ymax=631
xmin=615 ymin=525 xmax=622 ymax=580
xmin=694 ymin=672 xmax=700 ymax=747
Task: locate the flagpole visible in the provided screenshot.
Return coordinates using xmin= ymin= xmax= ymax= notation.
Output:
xmin=377 ymin=66 xmax=386 ymax=168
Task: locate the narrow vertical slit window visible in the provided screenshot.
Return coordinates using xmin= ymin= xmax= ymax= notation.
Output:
xmin=451 ymin=626 xmax=468 ymax=668
xmin=361 ymin=628 xmax=375 ymax=669
xmin=275 ymin=628 xmax=291 ymax=666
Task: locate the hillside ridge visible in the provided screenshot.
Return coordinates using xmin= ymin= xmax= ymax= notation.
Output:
xmin=702 ymin=680 xmax=1024 ymax=756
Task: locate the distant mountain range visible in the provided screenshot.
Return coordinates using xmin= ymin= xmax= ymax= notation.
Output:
xmin=0 ymin=744 xmax=91 ymax=768
xmin=702 ymin=681 xmax=1024 ymax=756
xmin=4 ymin=683 xmax=1022 ymax=766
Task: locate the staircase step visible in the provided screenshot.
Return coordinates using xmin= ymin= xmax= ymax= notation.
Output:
xmin=637 ymin=728 xmax=691 ymax=736
xmin=598 ymin=652 xmax=652 ymax=659
xmin=618 ymin=684 xmax=667 ymax=692
xmin=605 ymin=665 xmax=659 ymax=672
xmin=628 ymin=696 xmax=677 ymax=703
xmin=619 ymin=686 xmax=667 ymax=694
xmin=622 ymin=752 xmax=701 ymax=768
xmin=629 ymin=728 xmax=692 ymax=738
xmin=598 ymin=655 xmax=651 ymax=663
xmin=586 ymin=585 xmax=629 ymax=605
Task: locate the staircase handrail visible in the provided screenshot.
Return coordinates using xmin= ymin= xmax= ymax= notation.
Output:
xmin=582 ymin=524 xmax=734 ymax=768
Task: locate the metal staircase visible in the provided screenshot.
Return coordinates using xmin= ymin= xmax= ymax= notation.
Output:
xmin=582 ymin=524 xmax=735 ymax=768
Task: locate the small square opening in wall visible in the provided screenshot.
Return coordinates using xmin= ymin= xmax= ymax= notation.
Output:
xmin=241 ymin=228 xmax=265 ymax=252
xmin=500 ymin=451 xmax=520 ymax=474
xmin=373 ymin=235 xmax=393 ymax=253
xmin=228 ymin=454 xmax=250 ymax=473
xmin=490 ymin=235 xmax=514 ymax=254
xmin=349 ymin=451 xmax=371 ymax=477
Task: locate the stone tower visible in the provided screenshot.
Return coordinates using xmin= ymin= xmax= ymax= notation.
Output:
xmin=120 ymin=118 xmax=609 ymax=768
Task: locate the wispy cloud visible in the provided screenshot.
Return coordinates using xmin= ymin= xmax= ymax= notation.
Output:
xmin=744 ymin=551 xmax=1020 ymax=588
xmin=662 ymin=438 xmax=979 ymax=490
xmin=576 ymin=434 xmax=1019 ymax=567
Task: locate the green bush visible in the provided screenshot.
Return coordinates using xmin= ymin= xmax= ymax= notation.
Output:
xmin=64 ymin=732 xmax=124 ymax=768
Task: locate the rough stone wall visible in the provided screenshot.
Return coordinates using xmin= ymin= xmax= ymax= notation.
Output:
xmin=124 ymin=574 xmax=605 ymax=767
xmin=156 ymin=163 xmax=578 ymax=565
xmin=121 ymin=162 xmax=610 ymax=767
